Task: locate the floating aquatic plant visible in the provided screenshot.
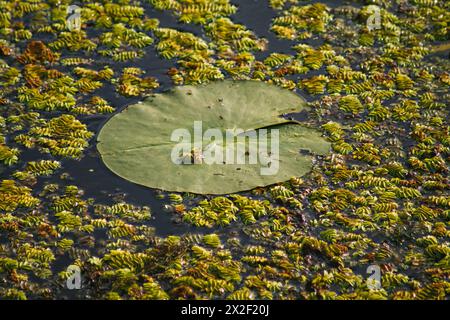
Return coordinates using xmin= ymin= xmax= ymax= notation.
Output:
xmin=271 ymin=3 xmax=332 ymax=40
xmin=116 ymin=67 xmax=159 ymax=97
xmin=0 ymin=0 xmax=448 ymax=301
xmin=97 ymin=80 xmax=330 ymax=194
xmin=149 ymin=0 xmax=237 ymax=25
xmin=15 ymin=114 xmax=93 ymax=159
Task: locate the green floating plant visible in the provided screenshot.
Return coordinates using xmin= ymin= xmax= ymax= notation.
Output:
xmin=97 ymin=23 xmax=153 ymax=61
xmin=116 ymin=67 xmax=159 ymax=97
xmin=15 ymin=114 xmax=93 ymax=159
xmin=269 ymin=0 xmax=299 ymax=10
xmin=149 ymin=0 xmax=237 ymax=25
xmin=0 ymin=136 xmax=20 ymax=166
xmin=0 ymin=179 xmax=39 ymax=212
xmin=182 ymin=195 xmax=272 ymax=227
xmin=98 ymin=80 xmax=330 ymax=194
xmin=154 ymin=27 xmax=223 ymax=84
xmin=13 ymin=160 xmax=61 ymax=182
xmin=49 ymin=30 xmax=96 ymax=52
xmin=271 ymin=3 xmax=332 ymax=40
xmin=338 ymin=95 xmax=364 ymax=115
xmin=205 ymin=17 xmax=266 ymax=53
xmin=0 ymin=0 xmax=448 ymax=300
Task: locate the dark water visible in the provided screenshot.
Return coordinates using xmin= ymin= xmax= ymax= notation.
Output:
xmin=2 ymin=0 xmax=447 ymax=300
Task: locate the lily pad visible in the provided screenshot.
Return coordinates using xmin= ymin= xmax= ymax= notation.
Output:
xmin=97 ymin=81 xmax=330 ymax=194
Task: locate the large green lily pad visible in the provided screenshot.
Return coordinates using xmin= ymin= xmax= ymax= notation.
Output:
xmin=97 ymin=81 xmax=330 ymax=194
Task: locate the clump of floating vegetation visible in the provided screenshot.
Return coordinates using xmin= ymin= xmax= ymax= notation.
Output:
xmin=181 ymin=195 xmax=272 ymax=227
xmin=271 ymin=3 xmax=332 ymax=39
xmin=15 ymin=114 xmax=93 ymax=159
xmin=98 ymin=23 xmax=153 ymax=61
xmin=149 ymin=0 xmax=237 ymax=24
xmin=0 ymin=0 xmax=449 ymax=301
xmin=116 ymin=67 xmax=159 ymax=96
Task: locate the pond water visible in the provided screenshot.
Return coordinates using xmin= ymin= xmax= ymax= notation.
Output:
xmin=0 ymin=0 xmax=448 ymax=300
